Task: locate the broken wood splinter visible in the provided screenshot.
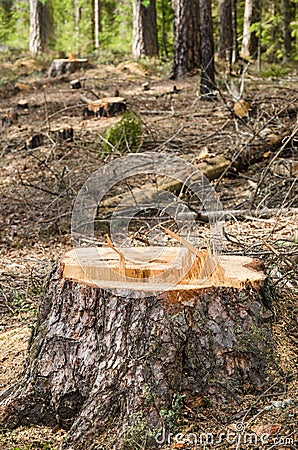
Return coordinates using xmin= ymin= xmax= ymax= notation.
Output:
xmin=106 ymin=235 xmax=126 ymax=276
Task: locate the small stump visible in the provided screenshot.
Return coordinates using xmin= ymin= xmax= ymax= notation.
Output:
xmin=0 ymin=246 xmax=276 ymax=449
xmin=83 ymin=97 xmax=127 ymax=118
xmin=49 ymin=127 xmax=74 ymax=143
xmin=48 ymin=59 xmax=89 ymax=77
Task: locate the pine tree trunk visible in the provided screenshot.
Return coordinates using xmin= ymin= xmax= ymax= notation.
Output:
xmin=199 ymin=0 xmax=216 ymax=96
xmin=218 ymin=0 xmax=233 ymax=67
xmin=92 ymin=0 xmax=101 ymax=50
xmin=161 ymin=0 xmax=169 ymax=58
xmin=74 ymin=0 xmax=81 ymax=54
xmin=231 ymin=0 xmax=239 ymax=63
xmin=29 ymin=0 xmax=51 ymax=57
xmin=282 ymin=0 xmax=292 ymax=59
xmin=132 ymin=0 xmax=159 ymax=60
xmin=0 ymin=248 xmax=277 ymax=449
xmin=172 ymin=0 xmax=200 ymax=78
xmin=241 ymin=0 xmax=261 ymax=59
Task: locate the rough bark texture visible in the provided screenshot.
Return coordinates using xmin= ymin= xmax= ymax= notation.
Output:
xmin=218 ymin=0 xmax=233 ymax=64
xmin=199 ymin=0 xmax=216 ymax=96
xmin=0 ymin=261 xmax=276 ymax=449
xmin=92 ymin=0 xmax=102 ymax=49
xmin=282 ymin=0 xmax=293 ymax=59
xmin=241 ymin=0 xmax=261 ymax=59
xmin=172 ymin=0 xmax=200 ymax=78
xmin=132 ymin=0 xmax=159 ymax=60
xmin=231 ymin=0 xmax=239 ymax=63
xmin=29 ymin=0 xmax=51 ymax=57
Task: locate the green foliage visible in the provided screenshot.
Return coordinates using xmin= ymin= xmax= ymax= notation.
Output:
xmin=0 ymin=0 xmax=296 ymax=68
xmin=0 ymin=1 xmax=29 ymax=49
xmin=290 ymin=20 xmax=298 ymax=60
xmin=160 ymin=393 xmax=184 ymax=431
xmin=156 ymin=0 xmax=174 ymax=58
xmin=249 ymin=0 xmax=298 ymax=63
xmin=251 ymin=15 xmax=284 ymax=61
xmin=51 ymin=0 xmax=93 ymax=54
xmin=100 ymin=0 xmax=133 ymax=52
xmin=291 ymin=20 xmax=298 ymax=39
xmin=119 ymin=412 xmax=149 ymax=448
xmin=102 ymin=113 xmax=142 ymax=153
xmin=260 ymin=63 xmax=292 ymax=78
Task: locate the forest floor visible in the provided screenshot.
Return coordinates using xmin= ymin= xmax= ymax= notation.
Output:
xmin=0 ymin=54 xmax=297 ymax=449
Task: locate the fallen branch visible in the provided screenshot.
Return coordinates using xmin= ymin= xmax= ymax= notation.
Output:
xmin=101 ymin=154 xmax=230 ymax=209
xmin=250 ymin=123 xmax=298 ymax=208
xmin=197 ymin=207 xmax=298 ymax=222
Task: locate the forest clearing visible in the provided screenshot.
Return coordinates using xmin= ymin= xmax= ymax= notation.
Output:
xmin=0 ymin=0 xmax=298 ymax=449
xmin=0 ymin=53 xmax=297 ymax=450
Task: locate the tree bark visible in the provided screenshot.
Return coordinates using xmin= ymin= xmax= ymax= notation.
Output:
xmin=231 ymin=0 xmax=239 ymax=63
xmin=29 ymin=0 xmax=52 ymax=57
xmin=282 ymin=0 xmax=293 ymax=59
xmin=0 ymin=249 xmax=277 ymax=449
xmin=241 ymin=0 xmax=261 ymax=59
xmin=172 ymin=0 xmax=200 ymax=78
xmin=199 ymin=0 xmax=216 ymax=96
xmin=160 ymin=0 xmax=169 ymax=58
xmin=74 ymin=0 xmax=80 ymax=54
xmin=218 ymin=0 xmax=233 ymax=67
xmin=92 ymin=0 xmax=102 ymax=50
xmin=132 ymin=0 xmax=159 ymax=60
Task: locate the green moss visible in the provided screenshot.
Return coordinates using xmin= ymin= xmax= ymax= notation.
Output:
xmin=118 ymin=412 xmax=149 ymax=449
xmin=160 ymin=393 xmax=185 ymax=431
xmin=142 ymin=383 xmax=153 ymax=403
xmin=102 ymin=112 xmax=142 ymax=153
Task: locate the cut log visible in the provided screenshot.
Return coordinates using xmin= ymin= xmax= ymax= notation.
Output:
xmin=83 ymin=97 xmax=127 ymax=118
xmin=48 ymin=59 xmax=89 ymax=77
xmin=0 ymin=244 xmax=276 ymax=449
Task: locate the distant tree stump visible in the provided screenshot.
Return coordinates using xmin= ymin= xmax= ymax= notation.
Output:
xmin=48 ymin=59 xmax=89 ymax=77
xmin=49 ymin=126 xmax=74 ymax=143
xmin=83 ymin=97 xmax=127 ymax=118
xmin=0 ymin=247 xmax=276 ymax=449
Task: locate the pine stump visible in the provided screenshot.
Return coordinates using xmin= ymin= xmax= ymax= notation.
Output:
xmin=83 ymin=97 xmax=127 ymax=118
xmin=0 ymin=247 xmax=276 ymax=449
xmin=48 ymin=59 xmax=89 ymax=77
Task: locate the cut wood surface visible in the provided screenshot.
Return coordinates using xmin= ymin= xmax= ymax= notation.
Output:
xmin=61 ymin=247 xmax=265 ymax=291
xmin=83 ymin=97 xmax=127 ymax=118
